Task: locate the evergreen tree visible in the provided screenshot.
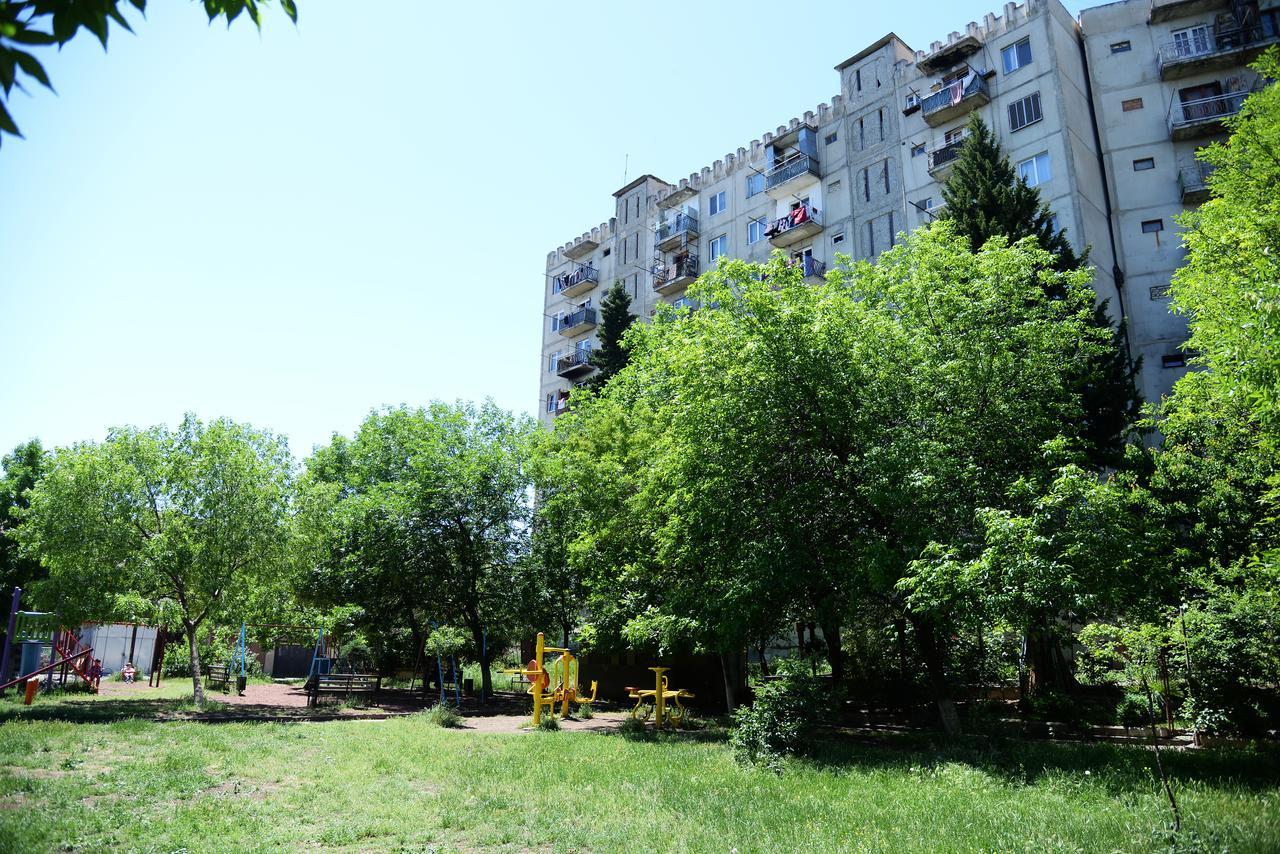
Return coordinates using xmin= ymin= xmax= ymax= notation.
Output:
xmin=941 ymin=112 xmax=1141 ymax=465
xmin=587 ymin=280 xmax=637 ymax=391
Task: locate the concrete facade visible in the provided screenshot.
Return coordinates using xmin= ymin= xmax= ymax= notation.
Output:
xmin=539 ymin=0 xmax=1277 ymax=425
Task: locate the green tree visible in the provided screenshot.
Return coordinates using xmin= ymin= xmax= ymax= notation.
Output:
xmin=586 ymin=280 xmax=636 ymax=392
xmin=941 ymin=112 xmax=1141 ymax=466
xmin=1172 ymin=52 xmax=1280 ymax=437
xmin=0 ymin=0 xmax=298 ymax=145
xmin=0 ymin=438 xmax=46 ymax=596
xmin=302 ymin=401 xmax=539 ymax=700
xmin=15 ymin=415 xmax=293 ymax=706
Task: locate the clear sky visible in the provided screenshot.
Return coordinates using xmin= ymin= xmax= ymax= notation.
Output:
xmin=0 ymin=0 xmax=1092 ymax=459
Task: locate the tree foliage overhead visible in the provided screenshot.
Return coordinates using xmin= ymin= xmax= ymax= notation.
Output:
xmin=0 ymin=0 xmax=298 ymax=145
xmin=0 ymin=438 xmax=46 ymax=596
xmin=15 ymin=414 xmax=293 ymax=705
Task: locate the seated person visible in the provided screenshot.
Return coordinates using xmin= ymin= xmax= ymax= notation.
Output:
xmin=121 ymin=662 xmax=137 ymax=684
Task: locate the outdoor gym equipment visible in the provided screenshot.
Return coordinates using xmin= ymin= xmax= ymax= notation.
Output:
xmin=504 ymin=632 xmax=597 ymax=726
xmin=627 ymin=667 xmax=695 ymax=729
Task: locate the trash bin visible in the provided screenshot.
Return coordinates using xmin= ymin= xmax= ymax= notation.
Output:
xmin=23 ymin=678 xmax=39 ymax=705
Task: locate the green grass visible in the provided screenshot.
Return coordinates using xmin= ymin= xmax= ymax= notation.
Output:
xmin=0 ymin=710 xmax=1276 ymax=852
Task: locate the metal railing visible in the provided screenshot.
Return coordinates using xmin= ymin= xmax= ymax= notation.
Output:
xmin=655 ymin=211 xmax=699 ymax=244
xmin=1158 ymin=23 xmax=1280 ymax=69
xmin=1169 ymin=89 xmax=1255 ymax=131
xmin=558 ymin=307 xmax=597 ymax=330
xmin=920 ymin=74 xmax=989 ymax=118
xmin=553 ymin=264 xmax=598 ymax=293
xmin=766 ymin=204 xmax=822 ymax=240
xmin=555 ymin=349 xmax=592 ymax=374
xmin=927 ymin=138 xmax=967 ymax=172
xmin=765 ymin=153 xmax=820 ymax=190
xmin=652 ymin=254 xmax=700 ymax=287
xmin=1178 ymin=162 xmax=1214 ymax=198
xmin=799 ymin=256 xmax=826 ymax=279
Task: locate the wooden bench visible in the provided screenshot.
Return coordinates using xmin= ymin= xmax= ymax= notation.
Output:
xmin=304 ymin=673 xmax=381 ymax=707
xmin=205 ymin=664 xmax=231 ymax=693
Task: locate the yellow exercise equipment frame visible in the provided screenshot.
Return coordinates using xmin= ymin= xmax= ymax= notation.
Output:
xmin=504 ymin=632 xmax=597 ymax=727
xmin=627 ymin=666 xmax=695 ymax=729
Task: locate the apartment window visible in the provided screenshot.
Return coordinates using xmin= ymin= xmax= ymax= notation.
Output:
xmin=1142 ymin=219 xmax=1164 ymax=234
xmin=878 ymin=108 xmax=885 ymax=141
xmin=911 ymin=142 xmax=925 ymax=157
xmin=1122 ymin=97 xmax=1144 ymax=112
xmin=1172 ymin=25 xmax=1211 ymax=58
xmin=1162 ymin=353 xmax=1187 ymax=369
xmin=832 ymin=230 xmax=845 ymax=245
xmin=1002 ymin=37 xmax=1032 ymax=74
xmin=825 ymin=131 xmax=838 ymax=145
xmin=545 ymin=394 xmax=554 ymax=413
xmin=1110 ymin=40 xmax=1131 ymax=54
xmin=866 ymin=220 xmax=875 ymax=256
xmin=1150 ymin=285 xmax=1172 ymax=300
xmin=828 ymin=179 xmax=842 ymax=193
xmin=882 ymin=159 xmax=891 ymax=193
xmin=602 ymin=247 xmax=611 ymax=257
xmin=747 ymin=218 xmax=766 ymax=245
xmin=548 ymin=352 xmax=560 ymax=373
xmin=859 ymin=117 xmax=866 ymax=150
xmin=551 ymin=312 xmax=563 ymax=332
xmin=861 ymin=167 xmax=870 ymax=202
xmin=945 ymin=126 xmax=966 ymax=145
xmin=917 ymin=197 xmax=933 ymax=212
xmin=709 ymin=234 xmax=727 ymax=261
xmin=1017 ymin=152 xmax=1051 ymax=187
xmin=888 ymin=210 xmax=896 ymax=246
xmin=856 ymin=68 xmax=862 ymax=91
xmin=1133 ymin=157 xmax=1156 ymax=171
xmin=746 ymin=172 xmax=765 ymax=197
xmin=1008 ymin=92 xmax=1043 ymax=131
xmin=709 ymin=190 xmax=726 ymax=216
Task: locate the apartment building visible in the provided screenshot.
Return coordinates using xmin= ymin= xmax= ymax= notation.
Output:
xmin=539 ymin=0 xmax=1277 ymax=424
xmin=1081 ymin=0 xmax=1279 ymax=403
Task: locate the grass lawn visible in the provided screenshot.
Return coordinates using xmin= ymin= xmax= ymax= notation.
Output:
xmin=0 ymin=693 xmax=1277 ymax=852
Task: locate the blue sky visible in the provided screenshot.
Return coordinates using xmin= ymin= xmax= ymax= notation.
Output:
xmin=0 ymin=0 xmax=1092 ymax=458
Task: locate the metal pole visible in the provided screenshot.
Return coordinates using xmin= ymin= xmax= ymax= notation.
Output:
xmin=451 ymin=653 xmax=460 ymax=706
xmin=481 ymin=629 xmax=487 ymax=705
xmin=0 ymin=587 xmax=22 ymax=688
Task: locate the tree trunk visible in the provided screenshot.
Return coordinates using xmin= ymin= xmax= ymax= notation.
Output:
xmin=186 ymin=622 xmax=205 ymax=708
xmin=821 ymin=620 xmax=844 ymax=688
xmin=719 ymin=650 xmax=740 ymax=712
xmin=470 ymin=624 xmax=493 ymax=702
xmin=913 ymin=617 xmax=961 ymax=738
xmin=1025 ymin=617 xmax=1078 ymax=698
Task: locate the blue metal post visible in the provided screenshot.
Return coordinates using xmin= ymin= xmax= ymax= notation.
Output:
xmin=0 ymin=587 xmax=21 ymax=688
xmin=238 ymin=623 xmax=247 ymax=676
xmin=481 ymin=629 xmax=487 ymax=704
xmin=451 ymin=654 xmax=460 ymax=706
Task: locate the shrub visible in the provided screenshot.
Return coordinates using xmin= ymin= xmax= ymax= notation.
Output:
xmin=422 ymin=704 xmax=462 ymax=728
xmin=537 ymin=714 xmax=560 ymax=731
xmin=618 ymin=716 xmax=649 ymax=740
xmin=1116 ymin=691 xmax=1150 ymax=728
xmin=730 ymin=658 xmax=838 ymax=770
xmin=577 ymin=703 xmax=594 ymax=720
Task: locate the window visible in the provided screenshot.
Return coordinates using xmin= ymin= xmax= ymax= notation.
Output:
xmin=1133 ymin=157 xmax=1155 ymax=171
xmin=882 ymin=159 xmax=891 ymax=193
xmin=545 ymin=394 xmax=554 ymax=413
xmin=888 ymin=210 xmax=896 ymax=246
xmin=878 ymin=108 xmax=885 ymax=141
xmin=1171 ymin=25 xmax=1211 ymax=59
xmin=861 ymin=167 xmax=870 ymax=202
xmin=825 ymin=131 xmax=838 ymax=145
xmin=747 ymin=218 xmax=766 ymax=245
xmin=1162 ymin=353 xmax=1187 ymax=369
xmin=866 ymin=220 xmax=875 ymax=256
xmin=1002 ymin=37 xmax=1032 ymax=74
xmin=911 ymin=142 xmax=925 ymax=157
xmin=548 ymin=352 xmax=560 ymax=373
xmin=602 ymin=247 xmax=611 ymax=257
xmin=1008 ymin=92 xmax=1042 ymax=131
xmin=709 ymin=190 xmax=726 ymax=216
xmin=945 ymin=126 xmax=966 ymax=145
xmin=828 ymin=179 xmax=842 ymax=193
xmin=832 ymin=231 xmax=845 ymax=245
xmin=859 ymin=117 xmax=865 ymax=150
xmin=746 ymin=172 xmax=765 ymax=197
xmin=1111 ymin=40 xmax=1131 ymax=54
xmin=1122 ymin=97 xmax=1144 ymax=112
xmin=1017 ymin=152 xmax=1051 ymax=187
xmin=709 ymin=234 xmax=727 ymax=261
xmin=1142 ymin=219 xmax=1164 ymax=233
xmin=1150 ymin=285 xmax=1172 ymax=300
xmin=551 ymin=312 xmax=563 ymax=331
xmin=917 ymin=197 xmax=933 ymax=211
xmin=855 ymin=68 xmax=862 ymax=91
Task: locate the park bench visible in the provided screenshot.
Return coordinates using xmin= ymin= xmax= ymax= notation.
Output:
xmin=205 ymin=664 xmax=231 ymax=693
xmin=304 ymin=673 xmax=381 ymax=707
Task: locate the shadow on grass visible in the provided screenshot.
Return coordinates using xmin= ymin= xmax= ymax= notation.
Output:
xmin=796 ymin=732 xmax=1280 ymax=794
xmin=0 ymin=694 xmax=222 ymax=724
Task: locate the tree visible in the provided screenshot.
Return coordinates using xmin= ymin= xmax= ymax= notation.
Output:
xmin=941 ymin=112 xmax=1141 ymax=467
xmin=586 ymin=280 xmax=636 ymax=392
xmin=302 ymin=401 xmax=539 ymax=700
xmin=0 ymin=438 xmax=46 ymax=595
xmin=1172 ymin=51 xmax=1280 ymax=438
xmin=16 ymin=415 xmax=293 ymax=706
xmin=0 ymin=0 xmax=299 ymax=146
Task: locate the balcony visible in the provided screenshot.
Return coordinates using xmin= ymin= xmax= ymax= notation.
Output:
xmin=655 ymin=210 xmax=699 ymax=251
xmin=1158 ymin=23 xmax=1280 ymax=79
xmin=927 ymin=137 xmax=967 ymax=176
xmin=672 ymin=296 xmax=700 ymax=313
xmin=917 ymin=33 xmax=983 ymax=74
xmin=555 ymin=349 xmax=594 ymax=379
xmin=766 ymin=204 xmax=822 ymax=249
xmin=556 ymin=306 xmax=597 ymax=338
xmin=1149 ymin=0 xmax=1229 ymax=24
xmin=652 ymin=253 xmax=699 ymax=295
xmin=1168 ymin=87 xmax=1257 ymax=139
xmin=552 ymin=264 xmax=599 ymax=298
xmin=765 ymin=153 xmax=821 ymax=199
xmin=799 ymin=255 xmax=826 ymax=283
xmin=920 ymin=74 xmax=990 ymax=127
xmin=1178 ymin=162 xmax=1214 ymax=203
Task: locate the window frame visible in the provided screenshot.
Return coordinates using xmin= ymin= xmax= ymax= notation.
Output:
xmin=1008 ymin=92 xmax=1043 ymax=132
xmin=709 ymin=234 xmax=728 ymax=261
xmin=709 ymin=190 xmax=726 ymax=217
xmin=1017 ymin=151 xmax=1051 ymax=187
xmin=1001 ymin=37 xmax=1033 ymax=74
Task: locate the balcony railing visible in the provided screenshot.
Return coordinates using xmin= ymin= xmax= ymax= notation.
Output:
xmin=1158 ymin=23 xmax=1280 ymax=78
xmin=920 ymin=74 xmax=990 ymax=126
xmin=1178 ymin=162 xmax=1214 ymax=203
xmin=654 ymin=211 xmax=699 ymax=250
xmin=556 ymin=306 xmax=597 ymax=336
xmin=553 ymin=264 xmax=599 ymax=297
xmin=765 ymin=204 xmax=822 ymax=248
xmin=765 ymin=153 xmax=820 ymax=192
xmin=927 ymin=138 xmax=967 ymax=173
xmin=797 ymin=255 xmax=826 ymax=281
xmin=555 ymin=349 xmax=594 ymax=378
xmin=652 ymin=254 xmax=699 ymax=294
xmin=1169 ymin=88 xmax=1256 ymax=138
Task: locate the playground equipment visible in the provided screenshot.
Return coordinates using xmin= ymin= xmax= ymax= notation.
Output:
xmin=627 ymin=667 xmax=695 ymax=729
xmin=504 ymin=633 xmax=597 ymax=726
xmin=0 ymin=587 xmax=98 ymax=696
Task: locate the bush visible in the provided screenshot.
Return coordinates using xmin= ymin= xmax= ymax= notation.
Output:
xmin=1116 ymin=691 xmax=1150 ymax=728
xmin=730 ymin=658 xmax=838 ymax=770
xmin=537 ymin=714 xmax=561 ymax=731
xmin=618 ymin=716 xmax=649 ymax=740
xmin=422 ymin=704 xmax=462 ymax=728
xmin=1025 ymin=690 xmax=1089 ymax=730
xmin=577 ymin=703 xmax=594 ymax=720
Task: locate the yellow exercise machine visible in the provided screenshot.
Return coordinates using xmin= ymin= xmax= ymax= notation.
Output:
xmin=504 ymin=633 xmax=597 ymax=726
xmin=627 ymin=666 xmax=695 ymax=729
